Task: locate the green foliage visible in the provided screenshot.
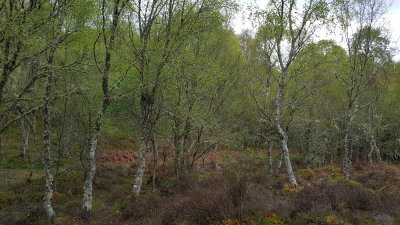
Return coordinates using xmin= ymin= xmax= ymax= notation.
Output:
xmin=0 ymin=0 xmax=399 ymax=223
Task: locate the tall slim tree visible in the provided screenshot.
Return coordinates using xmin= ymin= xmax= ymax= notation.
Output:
xmin=333 ymin=0 xmax=391 ymax=178
xmin=256 ymin=0 xmax=328 ymax=186
xmin=42 ymin=0 xmax=67 ymax=221
xmin=81 ymin=0 xmax=128 ymax=219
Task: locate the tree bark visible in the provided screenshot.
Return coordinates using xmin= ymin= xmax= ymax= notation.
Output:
xmin=42 ymin=1 xmax=66 ymax=220
xmin=275 ymin=70 xmax=298 ymax=187
xmin=276 ymin=151 xmax=283 ymax=174
xmin=81 ymin=111 xmax=106 ymax=219
xmin=20 ymin=120 xmax=30 ymax=159
xmin=173 ymin=131 xmax=182 ymax=180
xmin=43 ymin=73 xmax=56 ymax=222
xmin=152 ymin=138 xmax=158 ymax=191
xmin=343 ymin=106 xmax=352 ymax=179
xmin=132 ymin=136 xmax=150 ymax=195
xmin=81 ymin=0 xmax=125 ymax=219
xmin=267 ymin=143 xmax=273 ymax=174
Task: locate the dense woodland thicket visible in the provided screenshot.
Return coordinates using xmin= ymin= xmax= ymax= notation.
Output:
xmin=1 ymin=0 xmax=400 ymax=224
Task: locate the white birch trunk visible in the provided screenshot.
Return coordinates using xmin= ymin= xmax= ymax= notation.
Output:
xmin=43 ymin=74 xmax=56 ymax=222
xmin=275 ymin=70 xmax=298 ymax=187
xmin=81 ymin=0 xmax=125 ymax=218
xmin=132 ymin=137 xmax=149 ymax=195
xmin=81 ymin=119 xmax=102 ymax=219
xmin=42 ymin=2 xmax=66 ymax=220
xmin=368 ymin=139 xmax=374 ymax=163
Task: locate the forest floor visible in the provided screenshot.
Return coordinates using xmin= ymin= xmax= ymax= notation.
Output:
xmin=1 ymin=138 xmax=400 ymax=225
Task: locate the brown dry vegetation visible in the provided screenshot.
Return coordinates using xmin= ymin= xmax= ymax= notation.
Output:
xmin=1 ymin=139 xmax=400 ymax=225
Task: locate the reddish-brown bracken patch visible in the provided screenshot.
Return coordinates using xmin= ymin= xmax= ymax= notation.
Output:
xmin=97 ymin=150 xmax=139 ymax=165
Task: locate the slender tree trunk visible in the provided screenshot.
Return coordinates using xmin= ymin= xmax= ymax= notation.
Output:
xmin=374 ymin=139 xmax=383 ymax=163
xmin=368 ymin=140 xmax=374 ymax=163
xmin=20 ymin=120 xmax=30 ymax=159
xmin=42 ymin=2 xmax=66 ymax=220
xmin=132 ymin=92 xmax=156 ymax=195
xmin=276 ymin=151 xmax=283 ymax=174
xmin=0 ymin=136 xmax=3 ymax=167
xmin=82 ymin=103 xmax=108 ymax=219
xmin=173 ymin=133 xmax=181 ymax=180
xmin=132 ymin=136 xmax=149 ymax=195
xmin=368 ymin=136 xmax=382 ymax=163
xmin=152 ymin=138 xmax=158 ymax=191
xmin=27 ymin=146 xmax=33 ymax=182
xmin=186 ymin=139 xmax=195 ymax=170
xmin=343 ymin=107 xmax=352 ymax=179
xmin=81 ymin=0 xmax=125 ymax=218
xmin=275 ymin=70 xmax=298 ymax=187
xmin=43 ymin=73 xmax=56 ymax=222
xmin=267 ymin=143 xmax=273 ymax=174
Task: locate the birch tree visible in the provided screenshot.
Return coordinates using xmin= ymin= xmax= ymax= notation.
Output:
xmin=81 ymin=0 xmax=128 ymax=219
xmin=256 ymin=0 xmax=328 ymax=186
xmin=333 ymin=0 xmax=391 ymax=178
xmin=42 ymin=0 xmax=68 ymax=221
xmin=125 ymin=0 xmax=231 ymax=195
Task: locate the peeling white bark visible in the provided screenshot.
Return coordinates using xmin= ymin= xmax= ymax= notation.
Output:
xmin=132 ymin=138 xmax=149 ymax=195
xmin=82 ymin=123 xmax=101 ymax=219
xmin=42 ymin=1 xmax=66 ymax=221
xmin=81 ymin=0 xmax=125 ymax=219
xmin=275 ymin=70 xmax=298 ymax=187
xmin=43 ymin=75 xmax=56 ymax=222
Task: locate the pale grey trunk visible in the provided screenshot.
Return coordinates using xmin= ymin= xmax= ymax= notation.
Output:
xmin=152 ymin=139 xmax=158 ymax=191
xmin=187 ymin=139 xmax=195 ymax=155
xmin=23 ymin=129 xmax=29 ymax=158
xmin=82 ymin=105 xmax=108 ymax=219
xmin=214 ymin=142 xmax=219 ymax=151
xmin=81 ymin=0 xmax=124 ymax=218
xmin=20 ymin=120 xmax=30 ymax=159
xmin=132 ymin=138 xmax=149 ymax=195
xmin=374 ymin=140 xmax=383 ymax=163
xmin=42 ymin=2 xmax=66 ymax=220
xmin=275 ymin=70 xmax=298 ymax=187
xmin=368 ymin=136 xmax=382 ymax=163
xmin=43 ymin=74 xmax=56 ymax=222
xmin=185 ymin=139 xmax=195 ymax=170
xmin=173 ymin=137 xmax=183 ymax=180
xmin=81 ymin=124 xmax=100 ymax=219
xmin=277 ymin=151 xmax=283 ymax=174
xmin=61 ymin=124 xmax=72 ymax=157
xmin=267 ymin=143 xmax=273 ymax=174
xmin=368 ymin=140 xmax=374 ymax=163
xmin=343 ymin=108 xmax=352 ymax=179
xmin=0 ymin=137 xmax=3 ymax=166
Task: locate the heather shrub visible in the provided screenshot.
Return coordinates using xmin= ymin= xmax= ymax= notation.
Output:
xmin=293 ymin=179 xmax=377 ymax=212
